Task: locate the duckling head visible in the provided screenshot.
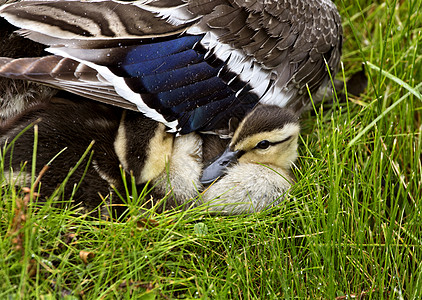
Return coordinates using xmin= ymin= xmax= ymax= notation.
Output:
xmin=201 ymin=105 xmax=300 ymax=185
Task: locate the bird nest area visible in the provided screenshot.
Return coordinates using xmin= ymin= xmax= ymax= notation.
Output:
xmin=0 ymin=0 xmax=421 ymax=299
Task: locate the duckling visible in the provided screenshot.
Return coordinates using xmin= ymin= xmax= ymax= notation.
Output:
xmin=1 ymin=97 xmax=298 ymax=216
xmin=0 ymin=0 xmax=342 ymax=135
xmin=0 ymin=95 xmax=203 ymax=217
xmin=200 ymin=105 xmax=299 ymax=214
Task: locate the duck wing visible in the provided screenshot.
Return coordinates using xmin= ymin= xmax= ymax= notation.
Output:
xmin=0 ymin=0 xmax=342 ymax=134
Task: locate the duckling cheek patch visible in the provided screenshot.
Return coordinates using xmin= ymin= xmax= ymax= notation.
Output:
xmin=140 ymin=124 xmax=173 ymax=183
xmin=114 ymin=116 xmax=129 ymax=172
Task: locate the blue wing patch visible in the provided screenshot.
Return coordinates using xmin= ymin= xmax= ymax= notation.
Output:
xmin=55 ymin=35 xmax=260 ymax=133
xmin=121 ymin=50 xmax=204 ymax=78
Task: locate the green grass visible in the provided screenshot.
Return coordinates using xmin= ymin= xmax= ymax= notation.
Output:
xmin=1 ymin=0 xmax=422 ymax=298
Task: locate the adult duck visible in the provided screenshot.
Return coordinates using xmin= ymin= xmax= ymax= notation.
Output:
xmin=0 ymin=0 xmax=342 ymax=135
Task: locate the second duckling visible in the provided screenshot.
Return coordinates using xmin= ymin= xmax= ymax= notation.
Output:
xmin=0 ymin=95 xmax=203 ymax=217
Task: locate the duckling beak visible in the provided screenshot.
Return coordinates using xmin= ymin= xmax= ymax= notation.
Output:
xmin=200 ymin=147 xmax=239 ymax=185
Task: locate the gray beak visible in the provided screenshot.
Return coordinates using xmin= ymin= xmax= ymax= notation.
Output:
xmin=200 ymin=147 xmax=239 ymax=185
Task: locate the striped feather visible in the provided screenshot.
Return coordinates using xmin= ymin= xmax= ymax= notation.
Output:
xmin=0 ymin=0 xmax=342 ymax=134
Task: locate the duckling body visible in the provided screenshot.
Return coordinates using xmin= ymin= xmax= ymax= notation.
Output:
xmin=0 ymin=95 xmax=204 ymax=216
xmin=0 ymin=0 xmax=342 ymax=134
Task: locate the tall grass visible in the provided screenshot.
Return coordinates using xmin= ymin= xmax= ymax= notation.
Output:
xmin=0 ymin=0 xmax=421 ymax=298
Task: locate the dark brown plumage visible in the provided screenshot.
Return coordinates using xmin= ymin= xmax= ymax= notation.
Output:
xmin=1 ymin=94 xmax=200 ymax=217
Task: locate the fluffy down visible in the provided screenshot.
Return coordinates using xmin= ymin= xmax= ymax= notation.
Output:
xmin=202 ymin=163 xmax=293 ymax=214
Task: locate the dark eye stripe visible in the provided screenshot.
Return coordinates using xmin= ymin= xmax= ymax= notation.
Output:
xmin=278 ymin=135 xmax=292 ymax=144
xmin=254 ymin=135 xmax=292 ymax=150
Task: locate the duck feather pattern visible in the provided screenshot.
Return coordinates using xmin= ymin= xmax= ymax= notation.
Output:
xmin=0 ymin=0 xmax=342 ymax=134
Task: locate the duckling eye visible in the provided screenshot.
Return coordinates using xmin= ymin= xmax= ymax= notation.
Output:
xmin=256 ymin=140 xmax=270 ymax=149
